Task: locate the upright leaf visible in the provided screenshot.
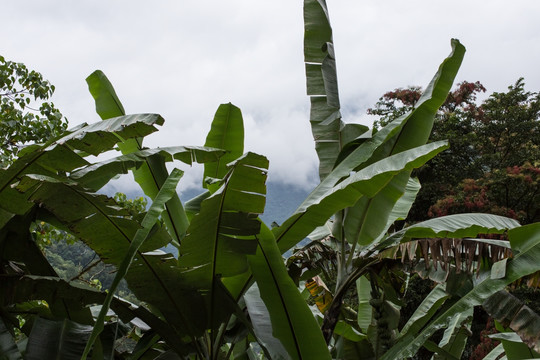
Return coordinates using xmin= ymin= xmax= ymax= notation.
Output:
xmin=179 ymin=152 xmax=267 ymax=345
xmin=343 ymin=39 xmax=466 ymax=248
xmin=203 ymin=103 xmax=244 ymax=190
xmin=304 ymin=0 xmax=344 ymax=180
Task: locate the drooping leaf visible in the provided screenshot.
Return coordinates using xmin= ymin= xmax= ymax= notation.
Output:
xmin=247 ymin=224 xmax=332 ymax=360
xmin=244 ymin=285 xmax=290 ymax=360
xmin=16 ymin=175 xmax=205 ymax=342
xmin=203 ymin=103 xmax=244 ymax=190
xmin=0 ymin=274 xmax=182 ymax=347
xmin=378 ymin=213 xmax=520 ymax=251
xmin=57 ymin=114 xmax=164 ymax=156
xmin=0 ymin=113 xmax=163 ymax=216
xmin=432 ymin=306 xmax=473 ymax=360
xmin=70 ymin=146 xmax=224 ymax=191
xmin=381 ymin=223 xmax=540 ymax=359
xmin=82 ymin=169 xmax=184 ymax=359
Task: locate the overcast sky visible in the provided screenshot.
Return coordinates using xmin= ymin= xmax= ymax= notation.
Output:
xmin=3 ymin=1 xmax=540 ymax=192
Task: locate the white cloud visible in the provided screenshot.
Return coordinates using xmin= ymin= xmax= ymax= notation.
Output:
xmin=3 ymin=0 xmax=540 ymax=192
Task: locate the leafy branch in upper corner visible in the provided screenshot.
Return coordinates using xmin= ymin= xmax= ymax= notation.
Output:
xmin=0 ymin=55 xmax=67 ymax=166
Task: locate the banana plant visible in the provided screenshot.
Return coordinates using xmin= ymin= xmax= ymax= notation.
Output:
xmin=1 ymin=1 xmax=540 ymax=359
xmin=291 ymin=0 xmax=540 ymax=358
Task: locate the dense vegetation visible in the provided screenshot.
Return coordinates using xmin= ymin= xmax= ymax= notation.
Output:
xmin=1 ymin=1 xmax=539 ymax=359
xmin=369 ymin=78 xmax=540 ymax=225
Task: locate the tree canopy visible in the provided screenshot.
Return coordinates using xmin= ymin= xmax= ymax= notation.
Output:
xmin=0 ymin=56 xmax=67 ymax=166
xmin=369 ymin=78 xmax=540 ymax=223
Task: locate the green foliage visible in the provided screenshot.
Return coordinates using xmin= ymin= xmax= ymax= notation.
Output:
xmin=0 ymin=56 xmax=67 ymax=166
xmin=1 ymin=1 xmax=540 ymax=359
xmin=369 ymin=78 xmax=540 ymax=224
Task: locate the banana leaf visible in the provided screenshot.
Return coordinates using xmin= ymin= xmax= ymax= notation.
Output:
xmin=179 ymin=152 xmax=267 ymax=341
xmin=247 ymin=224 xmax=332 ymax=360
xmin=483 ymin=290 xmax=540 ymax=353
xmin=24 ymin=317 xmax=92 ymax=360
xmin=244 ymin=285 xmax=289 ymax=360
xmin=356 ymin=275 xmax=372 ymax=332
xmin=381 ymin=223 xmax=540 ymax=359
xmin=0 ymin=274 xmax=182 ymax=346
xmin=274 ymin=141 xmax=449 ymax=253
xmin=431 ymin=306 xmax=473 ymax=359
xmin=489 ymin=332 xmax=540 ymax=359
xmin=203 ymin=103 xmax=244 ymax=191
xmin=0 ymin=114 xmax=163 ymax=216
xmin=398 ymin=284 xmax=449 ymax=338
xmin=86 ymin=70 xmax=189 ymax=244
xmin=15 ymin=175 xmax=206 ymax=340
xmin=82 ymin=168 xmax=184 ymax=359
xmin=70 ymin=146 xmax=224 ymax=191
xmin=378 ymin=213 xmax=520 ymax=251
xmin=483 ymin=343 xmax=505 ymax=360
xmin=0 ymin=212 xmax=95 ymax=324
xmin=304 ymin=0 xmax=343 ymax=180
xmin=342 ymin=39 xmax=465 ymax=248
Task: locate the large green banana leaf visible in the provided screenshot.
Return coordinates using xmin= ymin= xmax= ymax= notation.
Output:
xmin=203 ymin=103 xmax=244 ymax=191
xmin=304 ymin=0 xmax=344 ymax=180
xmin=82 ymin=168 xmax=184 ymax=359
xmin=247 ymin=223 xmax=332 ymax=360
xmin=0 ymin=114 xmax=163 ymax=215
xmin=179 ymin=152 xmax=267 ymax=343
xmin=381 ymin=223 xmax=540 ymax=359
xmin=15 ymin=175 xmax=206 ymax=340
xmin=274 ymin=141 xmax=449 ymax=253
xmin=244 ymin=285 xmax=289 ymax=360
xmin=86 ymin=70 xmax=189 ymax=244
xmin=25 ymin=317 xmax=91 ymax=360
